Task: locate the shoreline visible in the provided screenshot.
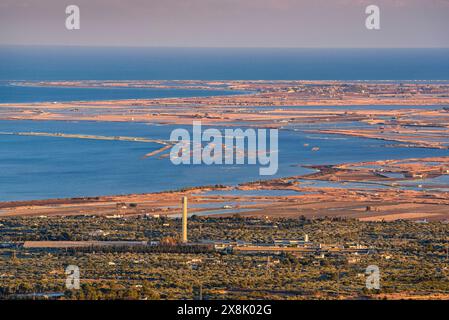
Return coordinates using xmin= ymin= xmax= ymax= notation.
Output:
xmin=1 ymin=156 xmax=448 ymax=221
xmin=2 ymin=80 xmax=449 ymax=221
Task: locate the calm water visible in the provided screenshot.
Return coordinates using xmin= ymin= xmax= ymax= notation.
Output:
xmin=1 ymin=120 xmax=449 ymax=201
xmin=1 ymin=47 xmax=449 ymax=80
xmin=0 ymin=82 xmax=240 ymax=103
xmin=1 ymin=47 xmax=449 ymax=201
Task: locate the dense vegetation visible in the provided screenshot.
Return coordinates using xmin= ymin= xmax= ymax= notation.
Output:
xmin=0 ymin=216 xmax=448 ymax=300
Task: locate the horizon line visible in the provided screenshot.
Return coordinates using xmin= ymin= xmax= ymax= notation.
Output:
xmin=1 ymin=44 xmax=449 ymax=50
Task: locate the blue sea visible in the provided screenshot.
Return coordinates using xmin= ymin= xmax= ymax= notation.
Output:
xmin=0 ymin=46 xmax=449 ymax=201
xmin=1 ymin=47 xmax=449 ymax=81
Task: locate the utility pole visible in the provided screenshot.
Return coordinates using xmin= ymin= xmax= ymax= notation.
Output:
xmin=266 ymin=256 xmax=271 ymax=277
xmin=336 ymin=267 xmax=340 ymax=299
xmin=446 ymin=243 xmax=449 ymax=262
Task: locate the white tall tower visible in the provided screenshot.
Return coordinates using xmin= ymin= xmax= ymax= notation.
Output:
xmin=182 ymin=196 xmax=188 ymax=243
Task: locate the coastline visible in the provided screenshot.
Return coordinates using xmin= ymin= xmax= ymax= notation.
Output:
xmin=1 ymin=80 xmax=449 ymax=221
xmin=1 ymin=156 xmax=448 ymax=221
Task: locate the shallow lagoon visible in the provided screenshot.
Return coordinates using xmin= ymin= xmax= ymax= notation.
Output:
xmin=1 ymin=119 xmax=449 ymax=201
xmin=0 ymin=82 xmax=242 ymax=103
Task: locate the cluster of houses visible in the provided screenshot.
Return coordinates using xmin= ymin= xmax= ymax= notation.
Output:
xmin=198 ymin=235 xmax=371 ymax=256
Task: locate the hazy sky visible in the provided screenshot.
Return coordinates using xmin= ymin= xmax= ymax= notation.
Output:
xmin=0 ymin=0 xmax=448 ymax=47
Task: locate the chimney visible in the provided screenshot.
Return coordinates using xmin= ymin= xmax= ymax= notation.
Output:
xmin=182 ymin=196 xmax=188 ymax=243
